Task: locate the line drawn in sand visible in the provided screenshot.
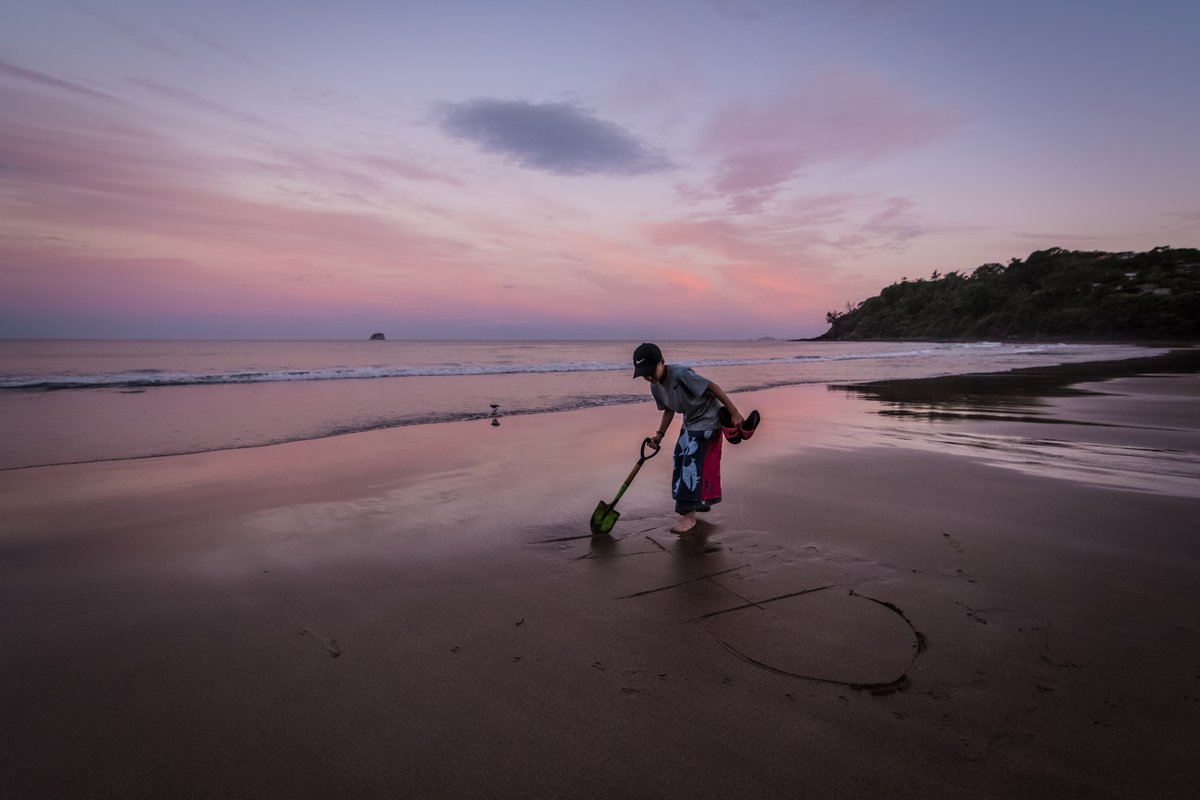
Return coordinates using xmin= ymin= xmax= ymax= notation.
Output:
xmin=620 ymin=564 xmax=927 ymax=695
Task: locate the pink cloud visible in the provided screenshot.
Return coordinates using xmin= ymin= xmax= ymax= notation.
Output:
xmin=0 ymin=58 xmax=114 ymax=101
xmin=355 ymin=154 xmax=466 ymax=186
xmin=645 ymin=218 xmax=777 ymax=263
xmin=2 ymin=249 xmax=280 ymax=316
xmin=0 ymin=60 xmax=927 ymax=339
xmin=129 ymin=78 xmax=285 ymax=131
xmin=631 ymin=215 xmax=848 ymax=325
xmin=64 ymin=1 xmax=180 ymax=59
xmin=1159 ymin=210 xmax=1200 ymax=236
xmin=697 ymin=68 xmax=964 ymax=212
xmin=847 ymin=197 xmax=928 ymax=249
xmin=633 ymin=188 xmax=952 ymax=328
xmin=643 ymin=194 xmax=861 ymax=266
xmin=0 ymin=83 xmax=502 ymax=329
xmin=0 ymin=86 xmax=463 ymax=251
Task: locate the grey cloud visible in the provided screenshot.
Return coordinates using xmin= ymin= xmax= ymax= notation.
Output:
xmin=438 ymin=99 xmax=673 ymax=177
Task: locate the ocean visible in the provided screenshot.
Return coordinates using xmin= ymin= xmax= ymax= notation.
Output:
xmin=0 ymin=339 xmax=1165 ymax=471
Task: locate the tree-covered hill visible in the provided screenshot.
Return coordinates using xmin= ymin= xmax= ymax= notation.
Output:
xmin=817 ymin=247 xmax=1200 ymax=341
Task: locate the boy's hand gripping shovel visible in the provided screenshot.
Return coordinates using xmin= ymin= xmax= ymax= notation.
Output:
xmin=590 ymin=437 xmax=660 ymax=535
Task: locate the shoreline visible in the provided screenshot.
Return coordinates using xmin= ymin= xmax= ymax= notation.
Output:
xmin=2 ymin=349 xmax=1198 ymax=798
xmin=4 ymin=346 xmax=1191 ymax=474
xmin=797 ymin=335 xmax=1200 ymax=345
xmin=843 ymin=345 xmax=1200 ymax=395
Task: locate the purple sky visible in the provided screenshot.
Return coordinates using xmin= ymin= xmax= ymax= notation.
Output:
xmin=2 ymin=0 xmax=1198 ymax=339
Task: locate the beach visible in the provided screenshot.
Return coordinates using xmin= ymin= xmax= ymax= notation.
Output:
xmin=2 ymin=352 xmax=1198 ymax=799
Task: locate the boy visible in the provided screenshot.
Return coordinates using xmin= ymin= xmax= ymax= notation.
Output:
xmin=633 ymin=342 xmax=760 ymax=533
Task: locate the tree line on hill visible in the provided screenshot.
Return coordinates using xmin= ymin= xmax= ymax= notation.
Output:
xmin=816 ymin=247 xmax=1200 ymax=341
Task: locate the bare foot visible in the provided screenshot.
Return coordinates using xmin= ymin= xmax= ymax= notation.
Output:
xmin=671 ymin=512 xmax=698 ymax=534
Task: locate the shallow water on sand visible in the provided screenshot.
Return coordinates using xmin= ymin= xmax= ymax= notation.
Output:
xmin=0 ymin=339 xmax=1163 ymax=469
xmin=834 ymin=361 xmax=1200 ymax=498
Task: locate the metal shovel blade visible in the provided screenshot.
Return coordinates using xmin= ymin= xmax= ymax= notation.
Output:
xmin=589 ymin=438 xmax=659 ymax=535
xmin=590 ymin=501 xmax=619 ymax=535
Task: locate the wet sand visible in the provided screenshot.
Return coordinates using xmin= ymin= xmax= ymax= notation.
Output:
xmin=2 ymin=352 xmax=1198 ymax=799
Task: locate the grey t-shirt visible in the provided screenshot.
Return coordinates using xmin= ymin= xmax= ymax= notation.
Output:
xmin=650 ymin=364 xmax=722 ymax=431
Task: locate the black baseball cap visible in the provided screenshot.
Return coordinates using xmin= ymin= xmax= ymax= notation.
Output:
xmin=632 ymin=342 xmax=662 ymax=378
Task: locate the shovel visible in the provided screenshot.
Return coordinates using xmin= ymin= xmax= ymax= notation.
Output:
xmin=590 ymin=437 xmax=661 ymax=535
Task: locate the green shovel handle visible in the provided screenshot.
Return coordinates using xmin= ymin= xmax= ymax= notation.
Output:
xmin=610 ymin=438 xmax=662 ymax=506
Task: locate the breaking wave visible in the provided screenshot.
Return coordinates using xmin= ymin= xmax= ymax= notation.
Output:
xmin=0 ymin=342 xmax=1074 ymax=391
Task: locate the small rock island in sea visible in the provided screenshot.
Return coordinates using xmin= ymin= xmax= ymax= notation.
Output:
xmin=369 ymin=332 xmax=386 ymax=341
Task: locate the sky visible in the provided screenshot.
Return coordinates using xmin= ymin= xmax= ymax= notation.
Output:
xmin=1 ymin=0 xmax=1198 ymax=340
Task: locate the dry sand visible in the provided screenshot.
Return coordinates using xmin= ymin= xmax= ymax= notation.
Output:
xmin=2 ymin=354 xmax=1198 ymax=799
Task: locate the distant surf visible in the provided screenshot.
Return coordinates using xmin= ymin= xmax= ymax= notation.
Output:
xmin=0 ymin=339 xmax=1165 ymax=470
xmin=0 ymin=341 xmax=1084 ymax=392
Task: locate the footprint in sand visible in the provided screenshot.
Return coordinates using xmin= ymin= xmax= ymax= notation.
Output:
xmin=299 ymin=630 xmax=342 ymax=658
